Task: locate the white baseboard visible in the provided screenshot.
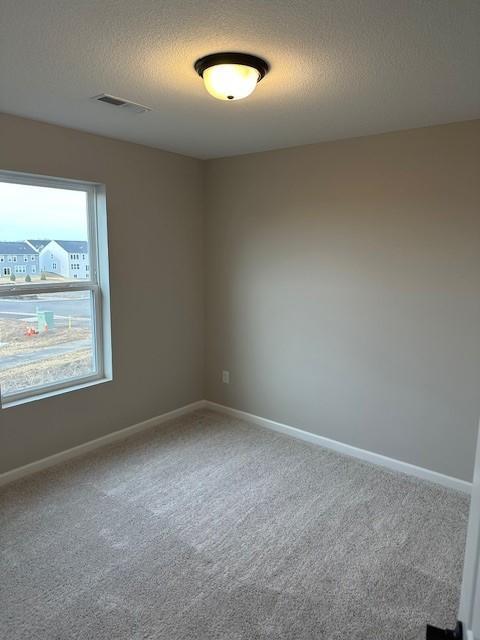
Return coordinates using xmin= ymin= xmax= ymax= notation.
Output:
xmin=0 ymin=400 xmax=207 ymax=487
xmin=205 ymin=401 xmax=472 ymax=494
xmin=1 ymin=398 xmax=471 ymax=495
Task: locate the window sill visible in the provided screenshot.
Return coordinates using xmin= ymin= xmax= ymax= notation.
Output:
xmin=1 ymin=376 xmax=112 ymax=410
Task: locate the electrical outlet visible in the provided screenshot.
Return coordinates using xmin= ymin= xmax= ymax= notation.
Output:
xmin=222 ymin=370 xmax=230 ymax=384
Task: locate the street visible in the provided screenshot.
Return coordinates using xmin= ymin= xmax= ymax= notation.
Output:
xmin=0 ymin=294 xmax=92 ymax=324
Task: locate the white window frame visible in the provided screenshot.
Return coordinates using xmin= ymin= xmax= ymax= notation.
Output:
xmin=0 ymin=170 xmax=112 ymax=408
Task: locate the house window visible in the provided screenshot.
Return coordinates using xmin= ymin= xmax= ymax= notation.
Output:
xmin=31 ymin=256 xmax=35 ymax=261
xmin=0 ymin=171 xmax=112 ymax=406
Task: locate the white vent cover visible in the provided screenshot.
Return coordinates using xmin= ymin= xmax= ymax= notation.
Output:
xmin=91 ymin=94 xmax=151 ymax=114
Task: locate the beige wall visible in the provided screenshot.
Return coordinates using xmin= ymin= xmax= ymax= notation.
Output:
xmin=205 ymin=121 xmax=480 ymax=482
xmin=1 ymin=115 xmax=479 ymax=482
xmin=0 ymin=113 xmax=204 ymax=473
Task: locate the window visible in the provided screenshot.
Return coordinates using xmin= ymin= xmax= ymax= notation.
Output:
xmin=0 ymin=171 xmax=111 ymax=406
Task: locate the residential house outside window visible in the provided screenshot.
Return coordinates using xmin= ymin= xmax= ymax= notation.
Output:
xmin=0 ymin=171 xmax=112 ymax=406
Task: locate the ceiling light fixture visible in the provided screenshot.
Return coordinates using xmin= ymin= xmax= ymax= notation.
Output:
xmin=194 ymin=52 xmax=269 ymax=101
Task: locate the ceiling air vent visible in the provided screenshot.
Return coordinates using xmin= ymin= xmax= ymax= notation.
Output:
xmin=91 ymin=94 xmax=151 ymax=114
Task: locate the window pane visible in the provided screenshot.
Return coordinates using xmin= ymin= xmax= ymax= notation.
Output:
xmin=0 ymin=290 xmax=96 ymax=398
xmin=0 ymin=181 xmax=90 ymax=286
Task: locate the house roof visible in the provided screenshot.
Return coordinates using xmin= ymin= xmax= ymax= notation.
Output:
xmin=0 ymin=241 xmax=37 ymax=255
xmin=54 ymin=240 xmax=89 ymax=253
xmin=26 ymin=239 xmax=50 ymax=252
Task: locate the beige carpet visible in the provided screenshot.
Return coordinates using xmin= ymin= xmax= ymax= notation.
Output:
xmin=0 ymin=409 xmax=469 ymax=639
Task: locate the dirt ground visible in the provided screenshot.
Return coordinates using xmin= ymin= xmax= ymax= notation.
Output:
xmin=0 ymin=317 xmax=93 ymax=397
xmin=0 ymin=350 xmax=93 ymax=396
xmin=0 ymin=318 xmax=91 ymax=356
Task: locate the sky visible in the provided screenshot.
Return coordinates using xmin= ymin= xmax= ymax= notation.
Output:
xmin=0 ymin=182 xmax=88 ymax=242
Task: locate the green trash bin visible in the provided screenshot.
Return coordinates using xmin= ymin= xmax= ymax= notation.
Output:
xmin=37 ymin=310 xmax=54 ymax=333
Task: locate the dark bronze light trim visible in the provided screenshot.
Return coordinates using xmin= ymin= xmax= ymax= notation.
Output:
xmin=194 ymin=52 xmax=270 ymax=81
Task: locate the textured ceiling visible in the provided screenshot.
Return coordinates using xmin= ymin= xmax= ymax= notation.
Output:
xmin=1 ymin=0 xmax=479 ymax=159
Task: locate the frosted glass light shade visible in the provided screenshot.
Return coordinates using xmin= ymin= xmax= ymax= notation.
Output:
xmin=202 ymin=64 xmax=260 ymax=101
xmin=194 ymin=53 xmax=269 ymax=102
